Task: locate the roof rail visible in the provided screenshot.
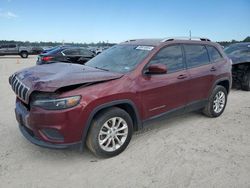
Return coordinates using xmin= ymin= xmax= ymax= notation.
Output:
xmin=161 ymin=37 xmax=211 ymax=42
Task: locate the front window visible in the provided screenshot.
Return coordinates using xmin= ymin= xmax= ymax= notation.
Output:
xmin=85 ymin=45 xmax=153 ymax=73
xmin=147 ymin=45 xmax=184 ymax=73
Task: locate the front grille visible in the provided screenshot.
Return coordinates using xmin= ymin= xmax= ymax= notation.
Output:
xmin=11 ymin=75 xmax=30 ymax=103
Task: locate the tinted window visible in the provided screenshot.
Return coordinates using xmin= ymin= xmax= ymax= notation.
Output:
xmin=85 ymin=45 xmax=151 ymax=73
xmin=62 ymin=49 xmax=79 ymax=56
xmin=207 ymin=46 xmax=222 ymax=62
xmin=184 ymin=44 xmax=210 ymax=68
xmin=8 ymin=44 xmax=16 ymax=48
xmin=1 ymin=45 xmax=8 ymax=48
xmin=148 ymin=45 xmax=184 ymax=73
xmin=79 ymin=49 xmax=94 ymax=56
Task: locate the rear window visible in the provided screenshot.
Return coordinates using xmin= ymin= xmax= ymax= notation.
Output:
xmin=183 ymin=44 xmax=210 ymax=68
xmin=46 ymin=47 xmax=62 ymax=55
xmin=207 ymin=46 xmax=222 ymax=62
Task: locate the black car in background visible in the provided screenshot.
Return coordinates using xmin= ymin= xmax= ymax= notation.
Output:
xmin=37 ymin=47 xmax=95 ymax=65
xmin=31 ymin=46 xmax=44 ymax=54
xmin=224 ymin=42 xmax=250 ymax=91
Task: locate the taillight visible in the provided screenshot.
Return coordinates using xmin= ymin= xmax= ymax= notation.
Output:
xmin=42 ymin=56 xmax=53 ymax=62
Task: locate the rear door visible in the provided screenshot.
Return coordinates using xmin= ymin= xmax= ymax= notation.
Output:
xmin=7 ymin=44 xmax=18 ymax=54
xmin=139 ymin=44 xmax=189 ymax=119
xmin=183 ymin=44 xmax=214 ymax=103
xmin=206 ymin=45 xmax=225 ymax=83
xmin=61 ymin=49 xmax=80 ymax=63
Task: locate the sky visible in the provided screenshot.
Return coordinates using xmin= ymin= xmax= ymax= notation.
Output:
xmin=0 ymin=0 xmax=249 ymax=43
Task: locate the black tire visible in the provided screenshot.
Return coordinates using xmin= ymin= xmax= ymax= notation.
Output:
xmin=20 ymin=51 xmax=28 ymax=58
xmin=203 ymin=85 xmax=228 ymax=118
xmin=241 ymin=70 xmax=250 ymax=91
xmin=86 ymin=107 xmax=133 ymax=158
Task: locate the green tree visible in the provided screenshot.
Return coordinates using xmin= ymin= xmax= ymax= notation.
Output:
xmin=243 ymin=36 xmax=250 ymax=42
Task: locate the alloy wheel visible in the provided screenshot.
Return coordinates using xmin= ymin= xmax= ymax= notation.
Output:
xmin=213 ymin=91 xmax=225 ymax=113
xmin=98 ymin=117 xmax=128 ymax=152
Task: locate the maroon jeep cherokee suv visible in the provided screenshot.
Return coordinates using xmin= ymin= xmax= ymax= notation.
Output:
xmin=9 ymin=38 xmax=232 ymax=157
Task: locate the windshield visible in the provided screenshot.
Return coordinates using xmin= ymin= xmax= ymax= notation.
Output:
xmin=224 ymin=45 xmax=238 ymax=55
xmin=45 ymin=47 xmax=62 ymax=55
xmin=224 ymin=43 xmax=250 ymax=55
xmin=85 ymin=45 xmax=153 ymax=73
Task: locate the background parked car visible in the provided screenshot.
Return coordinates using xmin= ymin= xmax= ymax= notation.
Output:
xmin=224 ymin=42 xmax=250 ymax=90
xmin=0 ymin=44 xmax=31 ymax=58
xmin=30 ymin=46 xmax=44 ymax=55
xmin=37 ymin=47 xmax=95 ymax=65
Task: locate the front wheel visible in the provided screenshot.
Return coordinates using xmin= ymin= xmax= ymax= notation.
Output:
xmin=203 ymin=85 xmax=228 ymax=118
xmin=86 ymin=107 xmax=133 ymax=158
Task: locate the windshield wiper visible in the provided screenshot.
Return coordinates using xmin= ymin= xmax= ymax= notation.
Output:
xmin=94 ymin=67 xmax=109 ymax=71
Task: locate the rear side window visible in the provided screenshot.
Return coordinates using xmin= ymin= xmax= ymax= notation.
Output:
xmin=184 ymin=44 xmax=210 ymax=68
xmin=207 ymin=46 xmax=222 ymax=62
xmin=79 ymin=49 xmax=94 ymax=56
xmin=8 ymin=44 xmax=16 ymax=48
xmin=148 ymin=45 xmax=184 ymax=73
xmin=62 ymin=49 xmax=79 ymax=56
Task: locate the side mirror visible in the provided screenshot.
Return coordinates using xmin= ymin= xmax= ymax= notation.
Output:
xmin=145 ymin=63 xmax=167 ymax=74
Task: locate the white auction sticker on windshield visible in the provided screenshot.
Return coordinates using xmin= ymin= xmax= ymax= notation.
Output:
xmin=135 ymin=46 xmax=154 ymax=51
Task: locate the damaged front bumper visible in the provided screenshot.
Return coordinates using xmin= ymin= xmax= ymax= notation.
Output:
xmin=18 ymin=124 xmax=81 ymax=149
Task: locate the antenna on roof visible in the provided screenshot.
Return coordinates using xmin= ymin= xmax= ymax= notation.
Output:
xmin=189 ymin=30 xmax=192 ymax=40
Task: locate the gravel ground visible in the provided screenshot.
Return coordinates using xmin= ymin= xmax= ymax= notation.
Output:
xmin=0 ymin=56 xmax=250 ymax=188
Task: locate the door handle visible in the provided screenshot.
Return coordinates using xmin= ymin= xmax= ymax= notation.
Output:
xmin=177 ymin=74 xmax=187 ymax=79
xmin=210 ymin=66 xmax=217 ymax=71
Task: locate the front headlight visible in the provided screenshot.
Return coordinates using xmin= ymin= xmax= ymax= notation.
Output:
xmin=32 ymin=96 xmax=81 ymax=110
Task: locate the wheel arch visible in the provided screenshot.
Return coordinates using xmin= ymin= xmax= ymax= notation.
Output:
xmin=80 ymin=99 xmax=142 ymax=150
xmin=19 ymin=50 xmax=28 ymax=54
xmin=212 ymin=78 xmax=231 ymax=94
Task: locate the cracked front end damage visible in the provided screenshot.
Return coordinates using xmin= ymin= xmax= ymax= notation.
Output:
xmin=9 ymin=63 xmax=123 ymax=103
xmin=9 ymin=62 xmax=124 ymax=147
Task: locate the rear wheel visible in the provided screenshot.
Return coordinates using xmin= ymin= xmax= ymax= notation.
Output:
xmin=86 ymin=107 xmax=133 ymax=158
xmin=203 ymin=85 xmax=227 ymax=118
xmin=241 ymin=70 xmax=250 ymax=91
xmin=20 ymin=51 xmax=28 ymax=58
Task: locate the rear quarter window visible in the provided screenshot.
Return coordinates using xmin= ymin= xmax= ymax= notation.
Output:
xmin=207 ymin=46 xmax=222 ymax=62
xmin=183 ymin=44 xmax=210 ymax=68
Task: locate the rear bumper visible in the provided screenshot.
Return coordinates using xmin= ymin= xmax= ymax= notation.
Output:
xmin=19 ymin=124 xmax=81 ymax=149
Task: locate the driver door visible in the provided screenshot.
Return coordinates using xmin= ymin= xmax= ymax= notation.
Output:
xmin=138 ymin=44 xmax=189 ymax=119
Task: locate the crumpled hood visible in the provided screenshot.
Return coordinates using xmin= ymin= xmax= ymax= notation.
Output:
xmin=10 ymin=63 xmax=123 ymax=99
